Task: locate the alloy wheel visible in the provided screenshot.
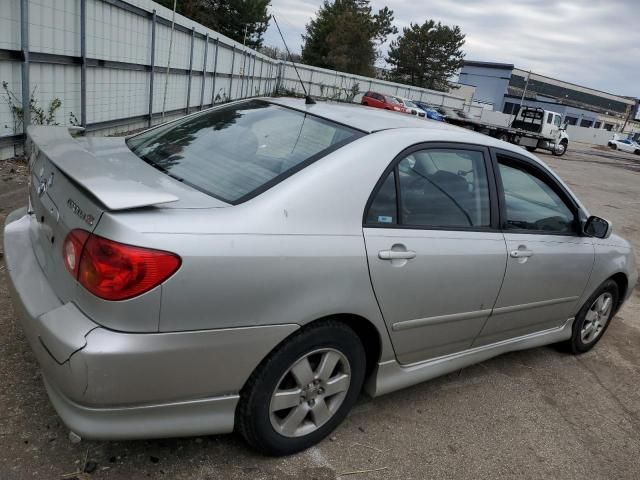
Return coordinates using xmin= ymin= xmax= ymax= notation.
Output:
xmin=581 ymin=292 xmax=613 ymax=344
xmin=269 ymin=348 xmax=351 ymax=438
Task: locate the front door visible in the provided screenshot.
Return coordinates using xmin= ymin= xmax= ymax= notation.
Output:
xmin=363 ymin=145 xmax=507 ymax=364
xmin=474 ymin=150 xmax=595 ymax=346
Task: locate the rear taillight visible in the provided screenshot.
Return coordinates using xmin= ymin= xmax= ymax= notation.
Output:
xmin=62 ymin=229 xmax=181 ymax=301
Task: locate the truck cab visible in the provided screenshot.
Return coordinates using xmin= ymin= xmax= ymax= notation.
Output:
xmin=510 ymin=107 xmax=569 ymax=156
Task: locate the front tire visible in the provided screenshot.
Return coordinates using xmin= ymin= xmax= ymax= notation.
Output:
xmin=552 ymin=140 xmax=568 ymax=156
xmin=566 ymin=280 xmax=619 ymax=354
xmin=236 ymin=321 xmax=366 ymax=456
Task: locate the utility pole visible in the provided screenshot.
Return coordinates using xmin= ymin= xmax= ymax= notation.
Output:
xmin=519 ymin=70 xmax=531 ymax=109
xmin=621 ymin=103 xmax=633 ymax=134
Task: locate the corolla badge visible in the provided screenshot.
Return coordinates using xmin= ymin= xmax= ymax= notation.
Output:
xmin=67 ymin=198 xmax=95 ymax=226
xmin=37 ymin=172 xmax=54 ymax=197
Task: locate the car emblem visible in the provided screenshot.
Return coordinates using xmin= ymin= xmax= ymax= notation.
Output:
xmin=37 ymin=172 xmax=54 ymax=197
xmin=67 ymin=198 xmax=95 ymax=226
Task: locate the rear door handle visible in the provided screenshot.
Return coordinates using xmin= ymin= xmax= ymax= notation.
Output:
xmin=510 ymin=249 xmax=533 ymax=258
xmin=378 ymin=250 xmax=417 ymax=260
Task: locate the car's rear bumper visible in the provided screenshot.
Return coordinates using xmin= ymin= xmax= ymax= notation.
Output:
xmin=4 ymin=209 xmax=299 ymax=440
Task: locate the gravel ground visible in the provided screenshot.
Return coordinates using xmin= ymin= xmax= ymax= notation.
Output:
xmin=0 ymin=142 xmax=638 ymax=480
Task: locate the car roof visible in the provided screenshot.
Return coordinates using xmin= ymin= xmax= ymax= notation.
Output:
xmin=268 ymin=97 xmax=458 ymax=133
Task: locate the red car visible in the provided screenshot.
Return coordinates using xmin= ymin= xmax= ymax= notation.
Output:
xmin=361 ymin=91 xmax=408 ymax=113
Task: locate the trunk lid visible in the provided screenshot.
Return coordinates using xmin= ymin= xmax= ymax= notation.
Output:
xmin=26 ymin=126 xmax=228 ymax=303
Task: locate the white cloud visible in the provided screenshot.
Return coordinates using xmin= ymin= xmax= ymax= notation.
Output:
xmin=264 ymin=0 xmax=639 ymax=97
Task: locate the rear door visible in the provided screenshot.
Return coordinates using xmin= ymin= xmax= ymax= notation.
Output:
xmin=365 ymin=93 xmax=382 ymax=108
xmin=474 ymin=149 xmax=594 ymax=345
xmin=363 ymin=144 xmax=508 ymax=364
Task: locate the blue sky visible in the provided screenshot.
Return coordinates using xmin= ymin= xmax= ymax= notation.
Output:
xmin=263 ymin=0 xmax=639 ymax=98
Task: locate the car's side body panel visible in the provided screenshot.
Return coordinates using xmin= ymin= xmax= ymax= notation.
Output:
xmin=475 ymin=233 xmax=594 ymax=345
xmin=364 ymin=228 xmax=507 ymax=364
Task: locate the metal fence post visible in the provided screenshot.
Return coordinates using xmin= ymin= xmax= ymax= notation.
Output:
xmin=148 ymin=10 xmax=156 ymax=127
xmin=186 ymin=27 xmax=195 ymax=113
xmin=308 ymin=70 xmax=313 ymax=97
xmin=211 ymin=38 xmax=219 ymax=104
xmin=257 ymin=57 xmax=263 ymax=96
xmin=249 ymin=54 xmax=256 ymax=97
xmin=229 ymin=46 xmax=236 ymax=100
xmin=80 ymin=0 xmax=87 ymax=127
xmin=276 ymin=62 xmax=283 ymax=94
xmin=240 ymin=50 xmax=247 ymax=98
xmin=200 ymin=33 xmax=208 ymax=110
xmin=20 ymin=0 xmax=30 ymax=133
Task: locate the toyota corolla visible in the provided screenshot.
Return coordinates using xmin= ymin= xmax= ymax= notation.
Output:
xmin=4 ymin=98 xmax=637 ymax=455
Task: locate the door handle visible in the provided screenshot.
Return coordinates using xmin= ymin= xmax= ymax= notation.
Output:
xmin=510 ymin=249 xmax=533 ymax=258
xmin=379 ymin=250 xmax=417 ymax=260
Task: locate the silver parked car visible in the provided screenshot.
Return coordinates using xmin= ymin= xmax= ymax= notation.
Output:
xmin=5 ymin=98 xmax=637 ymax=455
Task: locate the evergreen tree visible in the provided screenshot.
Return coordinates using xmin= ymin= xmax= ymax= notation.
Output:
xmin=155 ymin=0 xmax=271 ymax=49
xmin=301 ymin=0 xmax=396 ymax=76
xmin=386 ymin=20 xmax=465 ymax=91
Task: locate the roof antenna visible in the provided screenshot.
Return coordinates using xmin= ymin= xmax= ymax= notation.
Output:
xmin=272 ymin=15 xmax=315 ymax=105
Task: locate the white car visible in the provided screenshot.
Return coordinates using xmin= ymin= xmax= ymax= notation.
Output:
xmin=394 ymin=97 xmax=426 ymax=118
xmin=608 ymin=138 xmax=640 ymax=155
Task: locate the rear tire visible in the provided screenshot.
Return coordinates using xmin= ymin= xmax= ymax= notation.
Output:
xmin=236 ymin=321 xmax=366 ymax=456
xmin=525 ymin=146 xmax=537 ymax=152
xmin=634 ymin=150 xmax=640 ymax=155
xmin=565 ymin=280 xmax=619 ymax=354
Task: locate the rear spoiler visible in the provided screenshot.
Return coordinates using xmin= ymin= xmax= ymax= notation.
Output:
xmin=27 ymin=126 xmax=179 ymax=211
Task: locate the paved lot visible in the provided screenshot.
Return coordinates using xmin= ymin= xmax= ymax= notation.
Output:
xmin=0 ymin=142 xmax=639 ymax=480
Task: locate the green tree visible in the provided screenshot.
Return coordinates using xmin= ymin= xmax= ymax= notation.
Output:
xmin=386 ymin=20 xmax=465 ymax=91
xmin=155 ymin=0 xmax=271 ymax=49
xmin=301 ymin=0 xmax=397 ymax=76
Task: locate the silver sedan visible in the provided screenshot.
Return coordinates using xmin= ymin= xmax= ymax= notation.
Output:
xmin=4 ymin=98 xmax=637 ymax=455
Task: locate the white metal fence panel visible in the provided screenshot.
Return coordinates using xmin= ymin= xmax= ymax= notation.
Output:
xmin=0 ymin=0 xmax=471 ymax=159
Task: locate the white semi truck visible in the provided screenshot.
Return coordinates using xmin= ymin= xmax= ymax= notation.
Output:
xmin=446 ymin=106 xmax=569 ymax=156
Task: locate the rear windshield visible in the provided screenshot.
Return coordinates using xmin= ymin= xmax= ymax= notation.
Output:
xmin=126 ymin=100 xmax=363 ymax=204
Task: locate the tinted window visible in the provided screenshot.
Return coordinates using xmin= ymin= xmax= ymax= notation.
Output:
xmin=498 ymin=160 xmax=575 ymax=234
xmin=366 ymin=149 xmax=491 ymax=228
xmin=366 ymin=170 xmax=396 ymax=225
xmin=546 ymin=113 xmax=553 ymax=124
xmin=127 ymin=101 xmax=362 ymax=203
xmin=398 ymin=150 xmax=490 ymax=227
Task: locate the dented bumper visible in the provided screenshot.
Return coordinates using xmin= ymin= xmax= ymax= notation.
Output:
xmin=4 ymin=209 xmax=298 ymax=439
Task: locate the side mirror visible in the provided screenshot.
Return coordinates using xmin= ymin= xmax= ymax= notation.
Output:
xmin=584 ymin=216 xmax=612 ymax=239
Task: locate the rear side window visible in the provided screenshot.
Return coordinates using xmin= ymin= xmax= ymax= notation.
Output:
xmin=366 ymin=148 xmax=491 ymax=228
xmin=126 ymin=100 xmax=362 ymax=204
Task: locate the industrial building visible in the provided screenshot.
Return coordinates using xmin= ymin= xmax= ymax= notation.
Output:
xmin=459 ymin=61 xmax=639 ymax=133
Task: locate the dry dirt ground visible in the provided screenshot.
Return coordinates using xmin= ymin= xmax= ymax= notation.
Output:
xmin=0 ymin=142 xmax=639 ymax=480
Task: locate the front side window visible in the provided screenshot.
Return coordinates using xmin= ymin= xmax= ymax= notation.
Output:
xmin=498 ymin=158 xmax=575 ymax=234
xmin=553 ymin=115 xmax=562 ymax=127
xmin=127 ymin=100 xmax=362 ymax=204
xmin=366 ymin=149 xmax=491 ymax=228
